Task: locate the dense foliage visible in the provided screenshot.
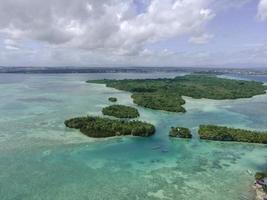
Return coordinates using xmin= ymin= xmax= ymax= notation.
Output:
xmin=65 ymin=116 xmax=155 ymax=138
xmin=169 ymin=126 xmax=192 ymax=138
xmin=88 ymin=74 xmax=267 ymax=112
xmin=102 ymin=105 xmax=139 ymax=118
xmin=255 ymin=172 xmax=267 ymax=181
xmin=198 ymin=125 xmax=267 ymax=144
xmin=108 ymin=97 xmax=117 ymax=102
xmin=132 ymin=92 xmax=185 ymax=112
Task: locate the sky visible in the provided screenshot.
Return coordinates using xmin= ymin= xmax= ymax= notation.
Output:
xmin=0 ymin=0 xmax=266 ymax=68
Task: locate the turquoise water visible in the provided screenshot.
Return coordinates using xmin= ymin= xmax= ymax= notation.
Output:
xmin=0 ymin=73 xmax=267 ymax=200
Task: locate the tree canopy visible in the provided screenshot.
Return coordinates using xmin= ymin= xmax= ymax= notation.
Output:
xmin=102 ymin=104 xmax=139 ymax=118
xmin=65 ymin=116 xmax=155 ymax=138
xmin=198 ymin=125 xmax=267 ymax=144
xmin=108 ymin=97 xmax=117 ymax=102
xmin=169 ymin=126 xmax=192 ymax=138
xmin=88 ymin=74 xmax=267 ymax=112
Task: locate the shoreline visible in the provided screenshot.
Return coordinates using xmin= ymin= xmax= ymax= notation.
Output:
xmin=253 ymin=183 xmax=267 ymax=200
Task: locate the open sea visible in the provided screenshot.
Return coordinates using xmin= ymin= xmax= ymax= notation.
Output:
xmin=0 ymin=72 xmax=267 ymax=200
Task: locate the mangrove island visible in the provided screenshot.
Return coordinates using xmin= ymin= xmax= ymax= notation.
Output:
xmin=108 ymin=97 xmax=117 ymax=102
xmin=64 ymin=116 xmax=155 ymax=138
xmin=88 ymin=74 xmax=267 ymax=112
xmin=169 ymin=126 xmax=192 ymax=138
xmin=102 ymin=104 xmax=139 ymax=119
xmin=198 ymin=125 xmax=267 ymax=144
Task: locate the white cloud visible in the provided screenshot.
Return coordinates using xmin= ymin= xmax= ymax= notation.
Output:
xmin=189 ymin=33 xmax=214 ymax=44
xmin=4 ymin=39 xmax=17 ymax=46
xmin=1 ymin=0 xmax=264 ymax=67
xmin=257 ymin=0 xmax=267 ymax=21
xmin=0 ymin=0 xmax=215 ymax=56
xmin=5 ymin=46 xmax=19 ymax=50
xmin=4 ymin=39 xmax=20 ymax=50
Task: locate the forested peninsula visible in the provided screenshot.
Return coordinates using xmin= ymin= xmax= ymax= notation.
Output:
xmin=88 ymin=74 xmax=267 ymax=112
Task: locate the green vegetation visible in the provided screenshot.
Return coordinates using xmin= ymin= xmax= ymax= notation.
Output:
xmin=132 ymin=93 xmax=185 ymax=112
xmin=88 ymin=74 xmax=267 ymax=112
xmin=108 ymin=97 xmax=117 ymax=102
xmin=198 ymin=125 xmax=267 ymax=144
xmin=255 ymin=172 xmax=267 ymax=181
xmin=102 ymin=104 xmax=139 ymax=118
xmin=169 ymin=126 xmax=192 ymax=138
xmin=64 ymin=116 xmax=155 ymax=138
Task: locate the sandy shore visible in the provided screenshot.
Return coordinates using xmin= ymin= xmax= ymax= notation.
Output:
xmin=253 ymin=183 xmax=267 ymax=200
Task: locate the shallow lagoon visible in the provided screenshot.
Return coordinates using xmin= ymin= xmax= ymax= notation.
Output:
xmin=0 ymin=73 xmax=267 ymax=200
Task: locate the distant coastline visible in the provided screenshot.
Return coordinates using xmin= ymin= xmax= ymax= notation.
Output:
xmin=1 ymin=66 xmax=267 ymax=75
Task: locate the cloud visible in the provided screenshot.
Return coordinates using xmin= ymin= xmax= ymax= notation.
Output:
xmin=4 ymin=39 xmax=20 ymax=50
xmin=257 ymin=0 xmax=267 ymax=21
xmin=2 ymin=0 xmax=264 ymax=67
xmin=189 ymin=33 xmax=214 ymax=44
xmin=0 ymin=0 xmax=215 ymax=56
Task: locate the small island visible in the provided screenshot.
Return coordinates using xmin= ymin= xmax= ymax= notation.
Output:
xmin=102 ymin=105 xmax=139 ymax=118
xmin=64 ymin=116 xmax=155 ymax=138
xmin=88 ymin=74 xmax=267 ymax=113
xmin=108 ymin=97 xmax=117 ymax=102
xmin=169 ymin=126 xmax=192 ymax=138
xmin=198 ymin=125 xmax=267 ymax=144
